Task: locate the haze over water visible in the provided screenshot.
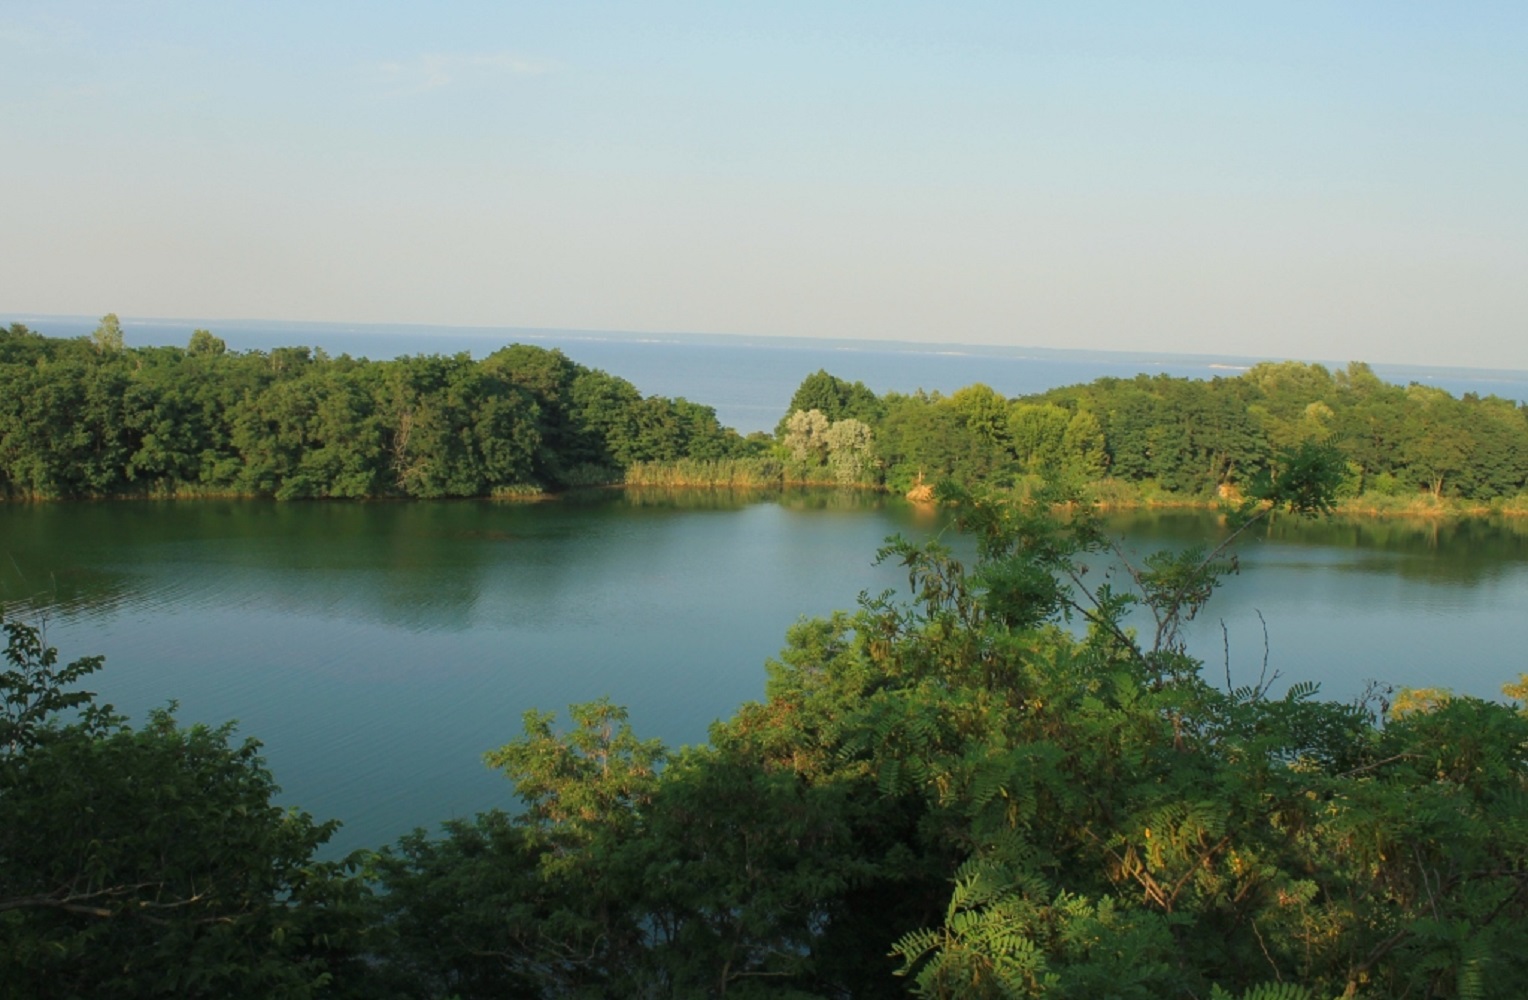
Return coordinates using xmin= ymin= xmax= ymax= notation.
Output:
xmin=10 ymin=315 xmax=1528 ymax=436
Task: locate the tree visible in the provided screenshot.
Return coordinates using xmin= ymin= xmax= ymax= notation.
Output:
xmin=0 ymin=329 xmax=750 ymax=499
xmin=1008 ymin=402 xmax=1071 ymax=475
xmin=0 ymin=324 xmax=46 ymax=368
xmin=1 ymin=617 xmax=104 ymax=755
xmin=1401 ymin=387 xmax=1473 ymax=500
xmin=1060 ymin=409 xmax=1107 ymax=480
xmin=376 ymin=354 xmax=542 ymax=497
xmin=1451 ymin=395 xmax=1528 ymax=499
xmin=948 ymin=384 xmax=1010 ymax=452
xmin=1097 ymin=380 xmax=1161 ymax=482
xmin=875 ymin=392 xmax=1002 ymax=491
xmin=783 ymin=407 xmax=832 ymax=464
xmin=373 ymin=701 xmax=668 ymax=997
xmin=481 ymin=344 xmax=580 ymax=479
xmin=0 ymin=616 xmax=374 ymax=997
xmin=373 ymin=697 xmax=906 ymax=998
xmin=776 ymin=370 xmax=883 ymax=437
xmin=187 ymin=328 xmax=227 ymax=357
xmin=90 ymin=313 xmax=125 ymax=354
xmin=567 ymin=367 xmax=644 ymax=471
xmin=1244 ymin=360 xmax=1335 ymax=451
xmin=869 ymin=463 xmax=1528 ymax=998
xmin=825 ymin=417 xmax=875 ymax=484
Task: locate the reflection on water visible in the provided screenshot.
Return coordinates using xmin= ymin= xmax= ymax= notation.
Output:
xmin=1093 ymin=510 xmax=1528 ymax=717
xmin=0 ymin=492 xmax=931 ymax=854
xmin=1101 ymin=510 xmax=1528 ymax=586
xmin=2 ymin=497 xmax=1526 ymax=855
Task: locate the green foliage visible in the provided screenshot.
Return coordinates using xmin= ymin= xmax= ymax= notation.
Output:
xmin=763 ymin=361 xmax=1528 ymax=505
xmin=1 ymin=615 xmax=104 ymax=753
xmin=623 ymin=455 xmax=784 ymax=487
xmin=381 ymin=469 xmax=1528 ymax=998
xmin=366 ymin=812 xmax=551 ymax=998
xmin=187 ymin=328 xmax=227 ymax=356
xmin=1008 ymin=401 xmax=1070 ymax=475
xmin=892 ymin=860 xmax=1179 ymax=999
xmin=1245 ymin=440 xmax=1346 ymax=517
xmin=0 ymin=617 xmax=374 ymax=998
xmin=783 ymin=407 xmax=832 ymax=463
xmin=776 ymin=369 xmax=884 ymax=438
xmin=0 ymin=331 xmax=748 ymax=499
xmin=779 ymin=409 xmax=880 ymax=484
xmin=374 ymin=700 xmax=893 ymax=997
xmin=485 ymin=698 xmax=665 ymax=852
xmin=876 ymin=391 xmax=1006 ymax=491
xmin=90 ymin=313 xmax=124 ymax=354
xmin=11 ymin=329 xmax=1527 ymax=504
xmin=867 ymin=486 xmax=1528 ymax=998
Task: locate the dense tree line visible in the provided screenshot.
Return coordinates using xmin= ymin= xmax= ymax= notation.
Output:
xmin=0 ymin=319 xmax=750 ymax=499
xmin=775 ymin=364 xmax=1528 ymax=504
xmin=10 ymin=318 xmax=1527 ymax=506
xmin=8 ymin=454 xmax=1528 ymax=997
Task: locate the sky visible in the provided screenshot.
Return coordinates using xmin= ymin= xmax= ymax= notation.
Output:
xmin=3 ymin=2 xmax=1526 ymax=369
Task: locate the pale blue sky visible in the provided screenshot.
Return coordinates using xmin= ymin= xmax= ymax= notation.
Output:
xmin=3 ymin=2 xmax=1526 ymax=367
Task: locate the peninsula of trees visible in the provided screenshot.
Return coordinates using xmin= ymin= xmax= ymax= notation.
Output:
xmin=5 ymin=318 xmax=1528 ymax=509
xmin=0 ymin=319 xmax=752 ymax=500
xmin=760 ymin=365 xmax=1528 ymax=507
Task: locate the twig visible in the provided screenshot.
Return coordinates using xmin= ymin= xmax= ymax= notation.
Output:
xmin=1222 ymin=619 xmax=1233 ymax=694
xmin=1254 ymin=609 xmax=1280 ymax=699
xmin=1250 ymin=918 xmax=1282 ymax=983
xmin=1335 ymin=753 xmax=1418 ymax=778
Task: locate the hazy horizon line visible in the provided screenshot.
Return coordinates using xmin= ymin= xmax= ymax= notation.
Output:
xmin=9 ymin=310 xmax=1527 ymax=380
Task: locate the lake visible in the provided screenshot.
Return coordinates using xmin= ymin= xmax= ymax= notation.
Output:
xmin=4 ymin=494 xmax=1527 ymax=855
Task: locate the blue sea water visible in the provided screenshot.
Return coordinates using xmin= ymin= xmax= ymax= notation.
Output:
xmin=9 ymin=315 xmax=1528 ymax=435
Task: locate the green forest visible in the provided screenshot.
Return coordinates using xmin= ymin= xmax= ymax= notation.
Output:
xmin=0 ymin=318 xmax=756 ymax=500
xmin=7 ymin=464 xmax=1528 ymax=998
xmin=6 ymin=317 xmax=1528 ymax=509
xmin=761 ymin=365 xmax=1528 ymax=507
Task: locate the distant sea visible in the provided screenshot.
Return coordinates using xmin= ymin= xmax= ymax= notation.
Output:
xmin=11 ymin=315 xmax=1528 ymax=436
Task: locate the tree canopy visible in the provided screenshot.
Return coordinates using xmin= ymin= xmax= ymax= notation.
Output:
xmin=0 ymin=324 xmax=749 ymax=500
xmin=7 ymin=321 xmax=1527 ymax=504
xmin=769 ymin=361 xmax=1528 ymax=504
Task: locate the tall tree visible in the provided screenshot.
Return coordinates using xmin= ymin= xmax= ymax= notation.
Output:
xmin=90 ymin=313 xmax=125 ymax=354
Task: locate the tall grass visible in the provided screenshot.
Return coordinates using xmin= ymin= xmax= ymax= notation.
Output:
xmin=556 ymin=463 xmax=624 ymax=488
xmin=624 ymin=457 xmax=786 ymax=488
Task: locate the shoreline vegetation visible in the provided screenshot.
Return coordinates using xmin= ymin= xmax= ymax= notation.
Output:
xmin=10 ymin=319 xmax=1528 ymax=995
xmin=9 ymin=470 xmax=1528 ymax=521
xmin=6 ymin=317 xmax=1528 ymax=519
xmin=622 ymin=463 xmax=1528 ymax=519
xmin=10 ymin=473 xmax=1528 ymax=996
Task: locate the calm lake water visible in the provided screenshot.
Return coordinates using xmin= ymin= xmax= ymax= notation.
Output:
xmin=5 ymin=494 xmax=1528 ymax=855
